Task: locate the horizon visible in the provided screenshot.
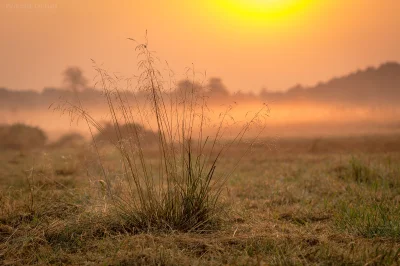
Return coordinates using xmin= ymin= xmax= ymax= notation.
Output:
xmin=2 ymin=60 xmax=399 ymax=93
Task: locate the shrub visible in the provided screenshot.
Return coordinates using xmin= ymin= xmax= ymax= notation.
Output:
xmin=0 ymin=123 xmax=47 ymax=150
xmin=51 ymin=132 xmax=86 ymax=148
xmin=58 ymin=38 xmax=269 ymax=232
xmin=93 ymin=122 xmax=157 ymax=146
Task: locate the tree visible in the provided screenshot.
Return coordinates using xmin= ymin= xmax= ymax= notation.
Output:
xmin=175 ymin=79 xmax=204 ymax=96
xmin=208 ymin=77 xmax=229 ymax=97
xmin=63 ymin=67 xmax=88 ymax=92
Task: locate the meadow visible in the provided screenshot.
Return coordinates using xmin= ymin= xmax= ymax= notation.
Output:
xmin=1 ymin=42 xmax=400 ymax=266
xmin=2 ymin=1 xmax=400 ymax=265
xmin=1 ymin=134 xmax=399 ymax=265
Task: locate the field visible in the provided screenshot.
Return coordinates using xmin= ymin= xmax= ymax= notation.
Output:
xmin=1 ymin=134 xmax=399 ymax=265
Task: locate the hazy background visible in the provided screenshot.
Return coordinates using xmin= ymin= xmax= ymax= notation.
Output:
xmin=1 ymin=0 xmax=399 ymax=92
xmin=1 ymin=0 xmax=400 ymax=140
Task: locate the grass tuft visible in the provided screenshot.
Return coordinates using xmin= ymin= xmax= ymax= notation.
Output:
xmin=57 ymin=38 xmax=268 ymax=232
xmin=335 ymin=156 xmax=400 ymax=189
xmin=336 ymin=198 xmax=400 ymax=239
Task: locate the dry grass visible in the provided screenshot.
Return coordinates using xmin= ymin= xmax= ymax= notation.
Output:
xmin=1 ymin=135 xmax=400 ymax=265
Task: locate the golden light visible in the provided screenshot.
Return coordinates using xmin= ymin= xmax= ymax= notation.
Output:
xmin=212 ymin=0 xmax=312 ymax=25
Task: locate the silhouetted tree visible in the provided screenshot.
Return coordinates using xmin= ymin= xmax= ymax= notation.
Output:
xmin=63 ymin=67 xmax=88 ymax=92
xmin=208 ymin=77 xmax=229 ymax=97
xmin=175 ymin=79 xmax=204 ymax=96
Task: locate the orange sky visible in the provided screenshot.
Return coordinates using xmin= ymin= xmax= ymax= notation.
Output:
xmin=1 ymin=0 xmax=399 ymax=93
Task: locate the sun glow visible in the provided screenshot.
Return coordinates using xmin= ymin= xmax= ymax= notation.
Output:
xmin=214 ymin=0 xmax=312 ymax=24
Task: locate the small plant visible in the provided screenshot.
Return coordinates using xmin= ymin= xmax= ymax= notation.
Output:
xmin=57 ymin=37 xmax=269 ymax=232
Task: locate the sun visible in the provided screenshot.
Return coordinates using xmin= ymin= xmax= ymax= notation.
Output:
xmin=213 ymin=0 xmax=311 ymax=24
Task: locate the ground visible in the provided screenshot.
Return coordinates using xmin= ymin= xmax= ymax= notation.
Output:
xmin=1 ymin=135 xmax=400 ymax=265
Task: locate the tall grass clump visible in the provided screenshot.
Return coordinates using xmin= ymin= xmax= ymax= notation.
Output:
xmin=57 ymin=37 xmax=269 ymax=232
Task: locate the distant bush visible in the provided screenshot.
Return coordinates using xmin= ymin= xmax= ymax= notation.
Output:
xmin=93 ymin=122 xmax=158 ymax=146
xmin=51 ymin=133 xmax=86 ymax=148
xmin=0 ymin=123 xmax=47 ymax=150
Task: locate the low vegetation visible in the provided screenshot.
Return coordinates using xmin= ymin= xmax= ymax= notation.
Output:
xmin=0 ymin=123 xmax=47 ymax=150
xmin=50 ymin=133 xmax=85 ymax=149
xmin=1 ymin=40 xmax=399 ymax=264
xmin=1 ymin=137 xmax=400 ymax=265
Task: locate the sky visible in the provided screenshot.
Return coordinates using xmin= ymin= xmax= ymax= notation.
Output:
xmin=0 ymin=0 xmax=399 ymax=93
